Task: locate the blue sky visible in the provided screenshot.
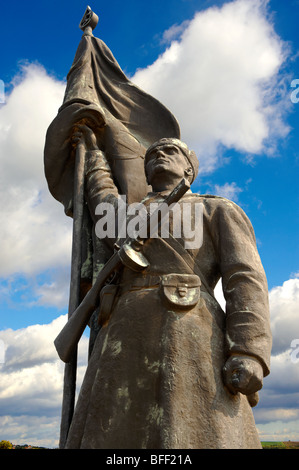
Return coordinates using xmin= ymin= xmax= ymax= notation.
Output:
xmin=0 ymin=0 xmax=298 ymax=447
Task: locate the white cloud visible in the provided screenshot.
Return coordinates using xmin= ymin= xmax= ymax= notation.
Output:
xmin=132 ymin=0 xmax=290 ymax=173
xmin=0 ymin=63 xmax=72 ymax=313
xmin=0 ymin=63 xmax=72 ymax=279
xmin=0 ymin=186 xmax=72 ymax=277
xmin=214 ymin=274 xmax=299 ymax=440
xmin=0 ymin=315 xmax=89 ymax=447
xmin=0 ymin=0 xmax=292 ymax=306
xmin=255 ymin=408 xmax=299 ymax=424
xmin=32 ymin=266 xmax=71 ymax=309
xmin=257 ymin=419 xmax=299 ymax=442
xmin=252 ymin=279 xmax=299 ymax=440
xmin=0 ymin=0 xmax=297 ymax=447
xmin=211 ymin=182 xmax=243 ymax=201
xmin=160 ymin=20 xmax=190 ymax=44
xmin=1 ymin=63 xmax=64 ymax=187
xmin=256 ymin=350 xmax=299 ymax=408
xmin=269 ymin=276 xmax=299 ymax=355
xmin=0 ymin=415 xmax=60 ymax=448
xmin=1 ymin=274 xmax=298 ymax=447
xmin=1 ymin=315 xmax=67 ymax=371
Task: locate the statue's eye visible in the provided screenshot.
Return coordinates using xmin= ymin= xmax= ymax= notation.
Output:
xmin=165 ymin=146 xmax=177 ymax=155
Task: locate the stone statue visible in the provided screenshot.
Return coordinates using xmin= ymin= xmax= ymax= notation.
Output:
xmin=44 ymin=7 xmax=272 ymax=449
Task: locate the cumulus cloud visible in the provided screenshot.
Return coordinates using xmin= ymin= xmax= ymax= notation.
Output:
xmin=208 ymin=273 xmax=299 ymax=440
xmin=0 ymin=63 xmax=72 ymax=308
xmin=132 ymin=0 xmax=290 ymax=173
xmin=1 ymin=315 xmax=67 ymax=371
xmin=214 ymin=274 xmax=299 ymax=440
xmin=0 ymin=0 xmax=292 ymax=306
xmin=32 ymin=266 xmax=71 ymax=309
xmin=257 ymin=418 xmax=299 ymax=442
xmin=252 ymin=279 xmax=299 ymax=440
xmin=1 ymin=64 xmax=63 ymax=190
xmin=160 ymin=20 xmax=191 ymax=45
xmin=2 ymin=275 xmax=298 ymax=447
xmin=0 ymin=415 xmax=60 ymax=449
xmin=0 ymin=316 xmax=89 ymax=447
xmin=257 ymin=350 xmax=299 ymax=407
xmin=255 ymin=407 xmax=299 ymax=424
xmin=269 ymin=276 xmax=299 ymax=356
xmin=0 ymin=0 xmax=297 ymax=447
xmin=0 ymin=63 xmax=71 ymax=274
xmin=210 ymin=182 xmax=243 ymax=202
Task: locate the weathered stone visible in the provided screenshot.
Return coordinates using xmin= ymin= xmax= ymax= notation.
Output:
xmin=45 ymin=7 xmax=272 ymax=449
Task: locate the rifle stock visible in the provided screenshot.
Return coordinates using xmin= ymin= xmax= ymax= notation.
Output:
xmin=54 ymin=252 xmax=122 ymax=363
xmin=54 ymin=177 xmax=190 ymax=363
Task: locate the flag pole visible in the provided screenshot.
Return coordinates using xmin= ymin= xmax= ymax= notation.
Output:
xmin=59 ymin=140 xmax=85 ymax=449
xmin=58 ymin=7 xmax=99 ymax=449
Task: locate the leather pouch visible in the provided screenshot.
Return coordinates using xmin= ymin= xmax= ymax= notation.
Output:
xmin=161 ymin=273 xmax=201 ymax=309
xmin=98 ymin=284 xmax=118 ymax=326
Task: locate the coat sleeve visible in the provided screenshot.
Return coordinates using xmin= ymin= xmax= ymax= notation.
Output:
xmin=211 ymin=198 xmax=272 ymax=376
xmin=84 ymin=150 xmax=119 ymax=219
xmin=84 ymin=149 xmax=122 ymax=249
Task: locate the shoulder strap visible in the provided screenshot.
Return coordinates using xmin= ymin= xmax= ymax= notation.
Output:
xmin=163 ymin=234 xmax=225 ymax=314
xmin=162 ymin=233 xmax=219 ymax=303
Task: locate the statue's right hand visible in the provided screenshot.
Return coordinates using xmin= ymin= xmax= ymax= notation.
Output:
xmin=71 ymin=124 xmax=99 ymax=151
xmin=222 ymin=355 xmax=263 ymax=397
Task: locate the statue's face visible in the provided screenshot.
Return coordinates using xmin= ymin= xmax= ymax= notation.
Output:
xmin=145 ymin=143 xmax=189 ymax=185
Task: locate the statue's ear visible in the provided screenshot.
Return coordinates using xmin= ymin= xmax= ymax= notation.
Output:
xmin=188 ymin=150 xmax=199 ymax=181
xmin=184 ymin=166 xmax=193 ymax=182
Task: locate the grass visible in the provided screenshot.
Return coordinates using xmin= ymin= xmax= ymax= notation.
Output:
xmin=262 ymin=441 xmax=299 ymax=449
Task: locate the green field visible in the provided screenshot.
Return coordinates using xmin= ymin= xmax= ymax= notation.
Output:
xmin=262 ymin=441 xmax=299 ymax=449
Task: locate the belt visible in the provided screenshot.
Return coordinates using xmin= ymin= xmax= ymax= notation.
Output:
xmin=119 ymin=274 xmax=163 ymax=293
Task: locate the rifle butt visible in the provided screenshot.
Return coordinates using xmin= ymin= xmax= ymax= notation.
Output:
xmin=54 ymin=252 xmax=123 ymax=363
xmin=54 ymin=298 xmax=94 ymax=363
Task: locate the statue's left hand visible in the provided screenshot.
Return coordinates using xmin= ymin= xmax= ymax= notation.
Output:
xmin=72 ymin=124 xmax=99 ymax=151
xmin=222 ymin=355 xmax=263 ymax=397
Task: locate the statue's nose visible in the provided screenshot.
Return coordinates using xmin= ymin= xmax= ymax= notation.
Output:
xmin=156 ymin=150 xmax=166 ymax=158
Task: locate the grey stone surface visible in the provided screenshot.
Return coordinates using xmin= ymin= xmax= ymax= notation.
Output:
xmin=45 ymin=8 xmax=272 ymax=449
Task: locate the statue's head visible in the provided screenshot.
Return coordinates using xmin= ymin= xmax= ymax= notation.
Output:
xmin=144 ymin=138 xmax=199 ymax=186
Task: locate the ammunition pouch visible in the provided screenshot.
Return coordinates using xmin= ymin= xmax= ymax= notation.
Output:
xmin=160 ymin=273 xmax=201 ymax=310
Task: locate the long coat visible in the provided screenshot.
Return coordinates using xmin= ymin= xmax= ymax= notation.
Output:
xmin=65 ymin=153 xmax=272 ymax=449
